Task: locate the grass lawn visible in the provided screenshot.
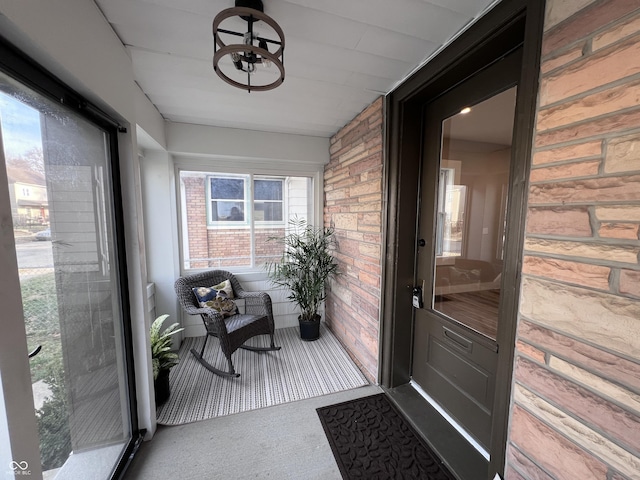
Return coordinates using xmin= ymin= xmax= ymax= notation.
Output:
xmin=21 ymin=272 xmax=63 ymax=383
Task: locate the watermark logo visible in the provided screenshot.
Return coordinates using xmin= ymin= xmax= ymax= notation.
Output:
xmin=9 ymin=461 xmax=31 ymax=476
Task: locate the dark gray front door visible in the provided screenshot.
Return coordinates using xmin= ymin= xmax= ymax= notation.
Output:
xmin=411 ymin=51 xmax=520 ymax=451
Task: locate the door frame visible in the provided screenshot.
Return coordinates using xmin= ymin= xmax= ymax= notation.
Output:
xmin=380 ymin=0 xmax=545 ymax=476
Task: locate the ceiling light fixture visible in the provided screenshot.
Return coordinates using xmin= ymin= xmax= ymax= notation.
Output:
xmin=212 ymin=0 xmax=285 ymax=92
xmin=460 ymin=107 xmax=471 ymax=114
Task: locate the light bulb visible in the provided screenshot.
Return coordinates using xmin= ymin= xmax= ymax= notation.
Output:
xmin=231 ymin=52 xmax=243 ymax=70
xmin=259 ymin=39 xmax=272 ymax=68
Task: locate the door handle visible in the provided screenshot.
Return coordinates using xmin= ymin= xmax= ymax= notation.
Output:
xmin=442 ymin=327 xmax=472 ymax=353
xmin=28 ymin=345 xmax=42 ymax=359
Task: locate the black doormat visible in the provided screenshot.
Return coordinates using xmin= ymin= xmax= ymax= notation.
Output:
xmin=317 ymin=393 xmax=456 ymax=480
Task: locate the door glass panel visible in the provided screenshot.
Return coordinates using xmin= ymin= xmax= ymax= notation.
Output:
xmin=1 ymin=72 xmax=132 ymax=478
xmin=432 ymin=87 xmax=517 ymax=340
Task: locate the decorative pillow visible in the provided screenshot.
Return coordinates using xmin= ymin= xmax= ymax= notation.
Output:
xmin=192 ymin=286 xmax=218 ymax=305
xmin=192 ymin=286 xmax=238 ymax=317
xmin=212 ymin=279 xmax=234 ymax=299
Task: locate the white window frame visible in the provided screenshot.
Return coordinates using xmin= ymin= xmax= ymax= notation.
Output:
xmin=253 ymin=176 xmax=285 ymax=226
xmin=175 ymin=156 xmax=323 ymax=274
xmin=206 ymin=173 xmax=250 ymax=227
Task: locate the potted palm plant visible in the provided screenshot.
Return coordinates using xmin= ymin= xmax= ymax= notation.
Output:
xmin=267 ymin=218 xmax=339 ymax=341
xmin=150 ymin=314 xmax=184 ymax=404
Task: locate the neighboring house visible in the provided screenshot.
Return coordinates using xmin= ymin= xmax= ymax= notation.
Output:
xmin=5 ymin=163 xmax=48 ymax=226
xmin=0 ymin=1 xmax=638 ymax=480
xmin=7 ymin=180 xmax=48 ymax=226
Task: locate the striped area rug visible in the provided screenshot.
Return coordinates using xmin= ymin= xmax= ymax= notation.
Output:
xmin=156 ymin=324 xmax=369 ymax=425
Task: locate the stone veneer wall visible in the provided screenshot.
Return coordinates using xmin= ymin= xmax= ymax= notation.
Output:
xmin=506 ymin=1 xmax=640 ymax=478
xmin=324 ymin=97 xmax=384 ymax=383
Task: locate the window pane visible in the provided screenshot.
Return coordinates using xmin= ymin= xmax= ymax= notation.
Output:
xmin=435 ymin=178 xmax=466 ymax=258
xmin=212 ymin=201 xmax=244 ymax=221
xmin=432 ymin=87 xmax=516 ymax=341
xmin=211 ymin=177 xmax=244 ymax=200
xmin=256 ymin=176 xmax=312 ymax=267
xmin=254 ymin=178 xmax=283 ymax=223
xmin=255 ymin=202 xmax=282 ymax=222
xmin=1 ymin=73 xmax=133 ymax=477
xmin=254 ymin=179 xmax=282 ymax=200
xmin=180 ymin=171 xmax=312 ymax=270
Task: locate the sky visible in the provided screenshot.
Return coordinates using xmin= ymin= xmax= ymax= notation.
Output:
xmin=0 ymin=92 xmax=43 ymax=160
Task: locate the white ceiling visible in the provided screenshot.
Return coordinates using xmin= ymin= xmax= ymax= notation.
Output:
xmin=94 ymin=0 xmax=497 ymax=139
xmin=447 ymin=86 xmax=517 ymax=146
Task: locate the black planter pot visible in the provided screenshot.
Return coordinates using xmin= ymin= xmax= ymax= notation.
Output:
xmin=154 ymin=369 xmax=171 ymax=405
xmin=299 ymin=315 xmax=321 ymax=341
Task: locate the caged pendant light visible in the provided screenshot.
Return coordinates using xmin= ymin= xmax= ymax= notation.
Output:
xmin=212 ymin=0 xmax=285 ymax=92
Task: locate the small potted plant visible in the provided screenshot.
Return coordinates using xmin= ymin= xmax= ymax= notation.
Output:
xmin=267 ymin=218 xmax=339 ymax=341
xmin=150 ymin=314 xmax=184 ymax=404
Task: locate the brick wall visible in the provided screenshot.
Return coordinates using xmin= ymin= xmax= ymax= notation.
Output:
xmin=205 ymin=228 xmax=284 ymax=267
xmin=184 ymin=176 xmax=208 ymax=268
xmin=506 ymin=1 xmax=640 ymax=478
xmin=324 ymin=97 xmax=384 ymax=383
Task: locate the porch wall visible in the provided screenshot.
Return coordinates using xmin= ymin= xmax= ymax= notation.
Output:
xmin=506 ymin=1 xmax=640 ymax=478
xmin=324 ymin=97 xmax=384 ymax=383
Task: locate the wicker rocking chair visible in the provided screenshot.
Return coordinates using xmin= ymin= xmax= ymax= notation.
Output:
xmin=174 ymin=270 xmax=280 ymax=378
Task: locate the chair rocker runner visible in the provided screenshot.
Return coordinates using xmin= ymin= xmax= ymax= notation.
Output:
xmin=175 ymin=270 xmax=281 ymax=377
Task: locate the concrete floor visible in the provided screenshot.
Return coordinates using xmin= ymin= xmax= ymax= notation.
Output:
xmin=124 ymin=385 xmax=382 ymax=479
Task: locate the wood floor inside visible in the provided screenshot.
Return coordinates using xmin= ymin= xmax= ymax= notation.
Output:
xmin=433 ymin=289 xmax=500 ymax=339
